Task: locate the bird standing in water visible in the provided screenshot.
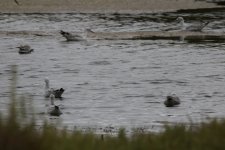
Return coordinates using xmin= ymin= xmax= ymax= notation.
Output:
xmin=48 ymin=94 xmax=62 ymax=116
xmin=175 ymin=17 xmax=209 ymax=32
xmin=60 ymin=30 xmax=84 ymax=41
xmin=45 ymin=78 xmax=65 ymax=98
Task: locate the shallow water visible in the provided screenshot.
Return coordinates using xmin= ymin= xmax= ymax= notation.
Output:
xmin=0 ymin=10 xmax=225 ymax=133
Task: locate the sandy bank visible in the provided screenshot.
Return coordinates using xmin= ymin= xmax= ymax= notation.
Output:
xmin=0 ymin=0 xmax=222 ymax=13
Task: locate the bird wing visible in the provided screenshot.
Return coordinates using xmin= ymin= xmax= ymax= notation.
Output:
xmin=186 ymin=22 xmax=209 ymax=32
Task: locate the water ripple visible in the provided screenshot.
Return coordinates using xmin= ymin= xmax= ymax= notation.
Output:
xmin=0 ymin=10 xmax=225 ymax=133
xmin=88 ymin=60 xmax=111 ymax=65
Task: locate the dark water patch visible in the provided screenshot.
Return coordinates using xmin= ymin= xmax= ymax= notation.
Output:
xmin=49 ymin=58 xmax=59 ymax=61
xmin=4 ymin=67 xmax=19 ymax=75
xmin=16 ymin=86 xmax=24 ymax=89
xmin=176 ymin=7 xmax=225 ymax=14
xmin=53 ymin=64 xmax=62 ymax=68
xmin=143 ymin=94 xmax=156 ymax=98
xmin=145 ymin=101 xmax=161 ymax=104
xmin=119 ymin=60 xmax=130 ymax=64
xmin=212 ymin=91 xmax=223 ymax=95
xmin=204 ymin=111 xmax=215 ymax=114
xmin=97 ymin=13 xmax=175 ymax=24
xmin=197 ymin=92 xmax=213 ymax=97
xmin=204 ymin=95 xmax=213 ymax=98
xmin=200 ymin=108 xmax=215 ymax=113
xmin=113 ymin=42 xmax=130 ymax=46
xmin=145 ymin=79 xmax=172 ymax=84
xmin=195 ymin=74 xmax=221 ymax=79
xmin=16 ymin=84 xmax=40 ymax=89
xmin=213 ymin=1 xmax=225 ymax=5
xmin=211 ymin=24 xmax=225 ymax=30
xmin=88 ymin=60 xmax=111 ymax=65
xmin=130 ymin=66 xmax=162 ymax=70
xmin=22 ymin=67 xmax=39 ymax=72
xmin=76 ymin=82 xmax=89 ymax=86
xmin=62 ymin=69 xmax=80 ymax=74
xmin=1 ymin=10 xmax=225 ymax=25
xmin=37 ymin=70 xmax=46 ymax=73
xmin=125 ymin=50 xmax=138 ymax=54
xmin=119 ymin=81 xmax=141 ymax=85
xmin=27 ymin=74 xmax=39 ymax=78
xmin=176 ymin=81 xmax=189 ymax=86
xmin=144 ymin=79 xmax=188 ymax=85
xmin=66 ymin=106 xmax=90 ymax=110
xmin=186 ymin=39 xmax=225 ymax=44
xmin=94 ymin=106 xmax=121 ymax=109
xmin=89 ymin=87 xmax=111 ymax=91
xmin=123 ymin=94 xmax=147 ymax=98
xmin=132 ymin=35 xmax=181 ymax=41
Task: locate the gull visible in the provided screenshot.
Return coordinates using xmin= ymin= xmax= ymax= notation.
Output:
xmin=48 ymin=94 xmax=62 ymax=116
xmin=164 ymin=94 xmax=180 ymax=107
xmin=163 ymin=17 xmax=209 ymax=32
xmin=17 ymin=45 xmax=34 ymax=54
xmin=85 ymin=28 xmax=96 ymax=38
xmin=60 ymin=30 xmax=84 ymax=41
xmin=175 ymin=17 xmax=209 ymax=32
xmin=45 ymin=78 xmax=65 ymax=98
xmin=85 ymin=28 xmax=95 ymax=36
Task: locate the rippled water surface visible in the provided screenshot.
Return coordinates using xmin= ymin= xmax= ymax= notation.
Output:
xmin=0 ymin=10 xmax=225 ymax=133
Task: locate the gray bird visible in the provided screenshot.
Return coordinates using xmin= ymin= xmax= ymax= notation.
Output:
xmin=163 ymin=17 xmax=209 ymax=32
xmin=60 ymin=30 xmax=84 ymax=41
xmin=164 ymin=94 xmax=180 ymax=107
xmin=17 ymin=45 xmax=34 ymax=54
xmin=48 ymin=94 xmax=62 ymax=116
xmin=176 ymin=17 xmax=209 ymax=32
xmin=45 ymin=78 xmax=65 ymax=98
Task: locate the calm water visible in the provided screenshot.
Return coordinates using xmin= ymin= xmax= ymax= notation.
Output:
xmin=0 ymin=10 xmax=225 ymax=133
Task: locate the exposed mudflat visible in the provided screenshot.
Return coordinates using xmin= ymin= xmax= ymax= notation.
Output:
xmin=0 ymin=0 xmax=222 ymax=13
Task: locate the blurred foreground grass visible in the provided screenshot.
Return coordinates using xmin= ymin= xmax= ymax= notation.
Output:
xmin=1 ymin=65 xmax=225 ymax=150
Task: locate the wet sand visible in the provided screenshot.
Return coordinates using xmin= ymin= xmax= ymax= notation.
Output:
xmin=0 ymin=0 xmax=221 ymax=13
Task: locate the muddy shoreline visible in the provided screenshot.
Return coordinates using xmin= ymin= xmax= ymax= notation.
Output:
xmin=0 ymin=0 xmax=223 ymax=13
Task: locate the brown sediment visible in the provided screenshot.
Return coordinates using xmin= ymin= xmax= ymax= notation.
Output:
xmin=1 ymin=30 xmax=224 ymax=42
xmin=0 ymin=0 xmax=223 ymax=13
xmin=89 ymin=31 xmax=225 ymax=41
